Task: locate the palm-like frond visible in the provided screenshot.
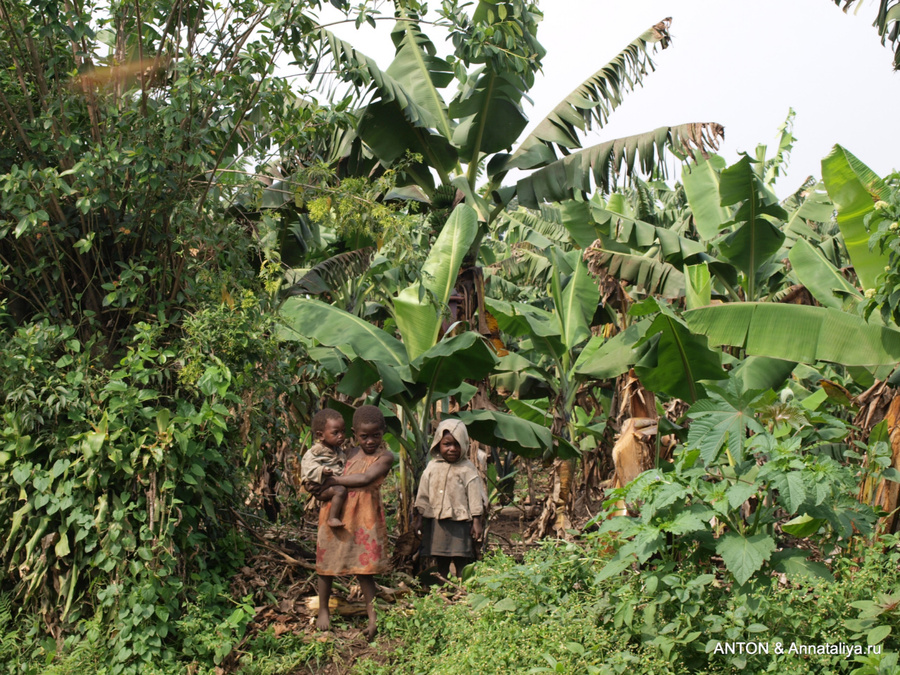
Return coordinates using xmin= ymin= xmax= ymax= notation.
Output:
xmin=504 ymin=18 xmax=674 ymax=173
xmin=833 ymin=0 xmax=900 ymax=69
xmin=491 ymin=243 xmax=555 ymax=288
xmin=493 ymin=208 xmax=571 ymax=248
xmin=283 ymin=247 xmax=376 ymax=297
xmin=584 ymin=244 xmax=685 ymax=299
xmin=387 ymin=14 xmax=455 ymax=139
xmin=315 ymin=29 xmax=443 ymax=131
xmin=592 ymin=203 xmax=708 ymax=266
xmin=516 ymin=123 xmax=725 ymax=208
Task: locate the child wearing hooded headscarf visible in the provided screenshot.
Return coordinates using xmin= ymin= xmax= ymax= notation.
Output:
xmin=414 ymin=418 xmax=487 ymax=579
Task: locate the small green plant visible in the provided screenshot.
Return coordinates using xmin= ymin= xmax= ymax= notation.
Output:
xmin=597 ymin=378 xmax=875 ymax=588
xmin=177 ymin=589 xmax=255 ymax=668
xmin=237 ymin=628 xmax=334 ymax=675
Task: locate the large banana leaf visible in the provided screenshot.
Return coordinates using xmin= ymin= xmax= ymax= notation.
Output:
xmin=450 ymin=175 xmax=491 ymax=222
xmin=515 ymin=123 xmax=724 ymax=208
xmin=553 ymin=199 xmax=597 ymax=249
xmin=336 ymin=357 xmax=410 ymax=398
xmin=491 ymin=351 xmax=551 ymax=398
xmin=450 ymin=69 xmax=530 ymax=167
xmin=550 ymin=248 xmax=600 ymax=351
xmin=456 ymin=409 xmax=554 ymax=459
xmin=318 ymin=29 xmax=459 ymax=189
xmin=684 ymin=303 xmax=900 ymax=367
xmin=485 ymin=297 xmax=553 ymax=335
xmin=788 ymin=237 xmax=862 ymax=311
xmin=387 ymin=16 xmax=455 ymax=140
xmin=504 ymin=19 xmax=673 ymax=173
xmin=715 ymin=156 xmax=787 ymax=300
xmin=783 ymin=184 xmax=834 ymax=241
xmin=358 ymin=98 xmax=458 ymax=189
xmin=821 ymin=144 xmax=891 ymax=290
xmin=717 ymin=220 xmax=784 ymax=295
xmin=485 ymin=297 xmax=566 ymax=360
xmin=279 ymin=297 xmax=410 ymax=373
xmin=681 ymin=155 xmax=730 ymax=240
xmin=633 ymin=299 xmax=726 ymax=402
xmin=316 ymin=29 xmax=442 ymax=130
xmin=447 ymin=2 xmax=542 ymax=177
xmin=732 ymin=356 xmax=797 ymax=393
xmin=393 ymin=204 xmax=478 ymax=360
xmin=574 ymin=321 xmax=646 ymax=379
xmin=587 ymin=247 xmax=685 ymax=299
xmin=410 ymin=331 xmax=498 ymax=397
xmin=832 ymin=0 xmax=900 ymax=70
xmin=684 ymin=262 xmax=712 ymax=310
xmin=590 ymin=199 xmax=708 ymax=264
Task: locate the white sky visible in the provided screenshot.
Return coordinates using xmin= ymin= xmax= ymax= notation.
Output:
xmin=314 ymin=0 xmax=900 ymax=197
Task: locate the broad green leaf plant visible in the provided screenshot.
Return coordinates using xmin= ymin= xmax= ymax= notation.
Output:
xmin=279 ymin=204 xmax=553 ymax=529
xmin=311 ymin=2 xmax=723 ymax=241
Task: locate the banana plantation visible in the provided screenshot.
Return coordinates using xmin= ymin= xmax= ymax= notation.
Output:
xmin=3 ymin=0 xmax=900 ymax=673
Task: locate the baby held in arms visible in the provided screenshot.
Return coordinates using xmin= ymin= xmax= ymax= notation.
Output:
xmin=300 ymin=408 xmax=348 ymax=528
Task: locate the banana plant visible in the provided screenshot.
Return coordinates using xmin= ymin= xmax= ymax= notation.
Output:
xmin=484 ymin=245 xmax=602 ymax=535
xmin=831 ymin=0 xmax=900 ymax=70
xmin=278 ymin=205 xmax=552 ymax=529
xmin=576 ymin=112 xmax=834 ymax=306
xmin=308 ymin=3 xmax=722 ymax=230
xmin=821 ymin=144 xmax=893 ymax=291
xmin=682 ymin=147 xmax=898 ymax=383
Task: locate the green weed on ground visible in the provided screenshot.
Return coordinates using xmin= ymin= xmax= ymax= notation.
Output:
xmin=354 ymin=537 xmax=900 ymax=675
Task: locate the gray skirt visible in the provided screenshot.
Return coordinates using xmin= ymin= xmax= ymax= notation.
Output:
xmin=420 ymin=517 xmax=474 ymax=558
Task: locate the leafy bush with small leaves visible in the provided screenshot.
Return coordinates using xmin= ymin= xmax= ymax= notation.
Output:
xmin=356 ymin=536 xmax=900 ymax=675
xmin=0 ymin=292 xmax=308 ymax=672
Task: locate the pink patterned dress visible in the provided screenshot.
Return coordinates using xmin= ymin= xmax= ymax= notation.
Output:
xmin=315 ymin=446 xmax=390 ymax=576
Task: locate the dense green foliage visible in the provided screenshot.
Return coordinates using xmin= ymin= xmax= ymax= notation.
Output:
xmin=0 ymin=290 xmax=314 ymax=672
xmin=0 ymin=0 xmax=346 ymax=670
xmin=355 ymin=539 xmax=900 ymax=674
xmin=3 ymin=0 xmax=900 ymax=672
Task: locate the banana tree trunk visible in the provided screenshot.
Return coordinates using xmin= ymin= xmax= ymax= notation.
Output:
xmin=610 ymin=417 xmax=658 ymax=516
xmin=526 ymin=404 xmax=579 ymax=541
xmin=862 ymin=394 xmax=900 ymax=534
xmin=525 ymin=458 xmax=574 ymax=541
xmin=609 ymin=370 xmax=658 ymax=515
xmin=554 ymin=458 xmax=576 ymax=532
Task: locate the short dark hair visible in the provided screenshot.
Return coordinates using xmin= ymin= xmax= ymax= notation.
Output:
xmin=312 ymin=408 xmax=344 ymax=435
xmin=352 ymin=405 xmax=386 ymax=430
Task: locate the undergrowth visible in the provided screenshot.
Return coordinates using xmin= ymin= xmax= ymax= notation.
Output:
xmin=354 ymin=535 xmax=900 ymax=675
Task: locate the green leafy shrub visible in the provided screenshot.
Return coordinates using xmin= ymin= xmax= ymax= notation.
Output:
xmin=356 ymin=538 xmax=900 ymax=675
xmin=599 ymin=380 xmax=876 ymax=587
xmin=0 ymin=290 xmax=309 ymax=672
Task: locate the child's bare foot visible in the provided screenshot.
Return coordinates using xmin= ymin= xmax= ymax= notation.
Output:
xmin=364 ymin=619 xmax=377 ymax=642
xmin=316 ymin=607 xmax=331 ymax=632
xmin=326 ymin=517 xmax=343 ymax=528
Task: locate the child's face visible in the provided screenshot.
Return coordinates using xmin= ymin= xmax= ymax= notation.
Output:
xmin=354 ymin=422 xmax=384 ymax=454
xmin=317 ymin=418 xmax=346 ymax=449
xmin=438 ymin=432 xmax=462 ymax=463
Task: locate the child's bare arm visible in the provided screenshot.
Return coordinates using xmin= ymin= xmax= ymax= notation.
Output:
xmin=330 ymin=452 xmax=392 ymax=488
